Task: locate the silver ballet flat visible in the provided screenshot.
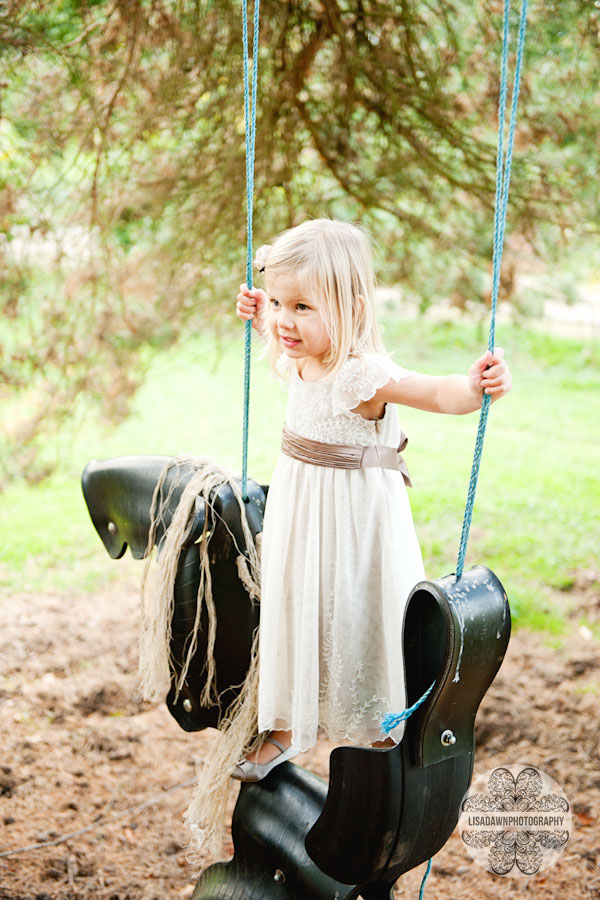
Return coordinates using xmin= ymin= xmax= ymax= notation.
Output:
xmin=231 ymin=736 xmax=299 ymax=783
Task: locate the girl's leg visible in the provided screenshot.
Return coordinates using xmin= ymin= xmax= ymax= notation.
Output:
xmin=243 ymin=732 xmax=393 ymax=765
xmin=372 ymin=737 xmax=395 ymax=749
xmin=246 ymin=733 xmax=394 ymax=759
xmin=245 ymin=729 xmax=293 ymax=764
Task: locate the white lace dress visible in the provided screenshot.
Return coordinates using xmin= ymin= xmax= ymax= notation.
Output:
xmin=257 ymin=352 xmax=426 ymax=751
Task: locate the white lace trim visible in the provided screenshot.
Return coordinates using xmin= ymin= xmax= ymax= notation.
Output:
xmin=331 ymin=353 xmax=414 ymax=416
xmin=281 ymin=352 xmax=413 ymax=446
xmin=318 ymin=596 xmax=393 ymax=743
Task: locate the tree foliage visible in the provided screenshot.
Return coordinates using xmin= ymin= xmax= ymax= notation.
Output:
xmin=0 ymin=0 xmax=598 ymax=483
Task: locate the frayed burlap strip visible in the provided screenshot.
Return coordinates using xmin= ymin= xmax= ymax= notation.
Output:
xmin=185 ymin=628 xmax=265 ymax=857
xmin=138 ymin=455 xmax=262 ymax=854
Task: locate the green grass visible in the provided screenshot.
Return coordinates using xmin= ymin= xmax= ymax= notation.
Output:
xmin=1 ymin=318 xmax=598 ymax=642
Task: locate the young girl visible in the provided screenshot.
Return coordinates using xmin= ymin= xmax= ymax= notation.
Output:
xmin=233 ymin=218 xmax=511 ymax=781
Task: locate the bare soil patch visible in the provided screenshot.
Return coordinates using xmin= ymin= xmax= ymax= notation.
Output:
xmin=1 ymin=569 xmax=598 ymax=899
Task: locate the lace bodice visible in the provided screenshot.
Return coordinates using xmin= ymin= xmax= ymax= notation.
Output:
xmin=279 ymin=352 xmax=415 ymax=446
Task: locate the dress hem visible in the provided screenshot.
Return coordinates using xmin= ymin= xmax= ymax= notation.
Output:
xmin=258 ymin=719 xmax=404 ymax=754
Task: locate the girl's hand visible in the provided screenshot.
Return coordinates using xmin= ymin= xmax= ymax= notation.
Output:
xmin=469 ymin=347 xmax=512 ymax=401
xmin=236 ymin=283 xmax=267 ymax=329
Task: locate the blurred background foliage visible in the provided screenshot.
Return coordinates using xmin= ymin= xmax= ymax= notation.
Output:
xmin=0 ymin=0 xmax=599 ymax=485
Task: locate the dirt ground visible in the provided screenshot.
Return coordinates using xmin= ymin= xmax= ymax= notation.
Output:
xmin=1 ymin=563 xmax=599 ymax=900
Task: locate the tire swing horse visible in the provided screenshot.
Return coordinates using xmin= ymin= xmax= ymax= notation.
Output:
xmin=82 ymin=3 xmax=528 ymax=897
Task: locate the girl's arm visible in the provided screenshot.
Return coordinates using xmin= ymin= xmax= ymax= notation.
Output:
xmin=371 ymin=349 xmax=512 ymax=415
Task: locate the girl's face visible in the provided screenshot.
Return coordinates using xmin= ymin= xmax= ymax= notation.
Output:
xmin=265 ymin=271 xmax=331 ymax=364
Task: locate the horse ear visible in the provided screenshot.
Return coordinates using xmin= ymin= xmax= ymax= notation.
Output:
xmin=81 ymin=455 xmax=207 ymax=560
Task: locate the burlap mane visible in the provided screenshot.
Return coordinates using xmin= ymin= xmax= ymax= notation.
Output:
xmin=139 ymin=456 xmax=264 ymax=856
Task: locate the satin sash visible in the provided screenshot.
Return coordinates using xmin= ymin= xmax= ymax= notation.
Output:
xmin=280 ymin=425 xmax=411 ymax=487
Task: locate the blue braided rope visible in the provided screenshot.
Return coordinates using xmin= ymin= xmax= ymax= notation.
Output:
xmin=456 ymin=0 xmax=528 ymax=579
xmin=380 ymin=681 xmax=435 ymax=735
xmin=419 ymin=858 xmax=433 ymax=900
xmin=241 ymin=0 xmax=260 ymax=501
xmin=379 ymin=682 xmax=435 ymax=896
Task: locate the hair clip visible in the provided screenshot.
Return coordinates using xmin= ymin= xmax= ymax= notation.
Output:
xmin=254 ymin=244 xmax=271 ymax=274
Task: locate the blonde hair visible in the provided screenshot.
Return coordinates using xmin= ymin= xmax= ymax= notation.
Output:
xmin=255 ymin=219 xmax=386 ymax=378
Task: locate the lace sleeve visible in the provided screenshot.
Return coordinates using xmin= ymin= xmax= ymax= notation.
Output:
xmin=332 ymin=353 xmax=415 ymax=415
